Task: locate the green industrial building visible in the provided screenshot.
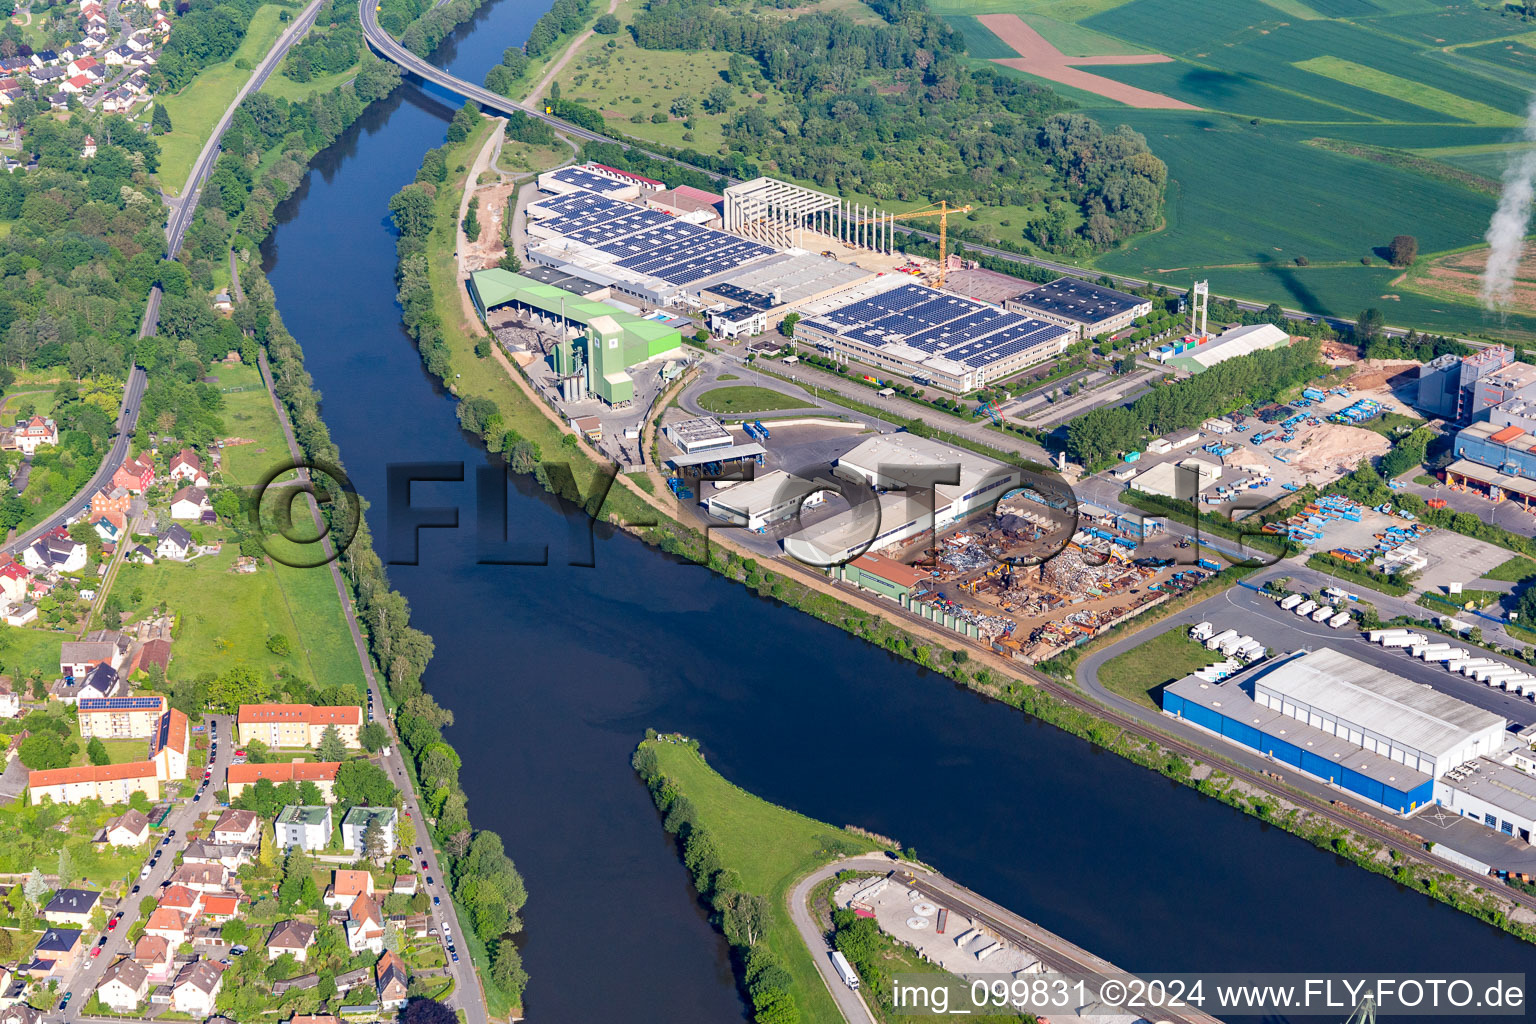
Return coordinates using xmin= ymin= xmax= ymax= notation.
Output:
xmin=468 ymin=268 xmax=684 ymax=404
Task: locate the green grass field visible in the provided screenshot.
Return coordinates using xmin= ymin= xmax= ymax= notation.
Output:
xmin=1484 ymin=556 xmax=1536 ymax=584
xmin=0 ymin=626 xmax=74 ymax=683
xmin=1096 ymin=628 xmax=1216 ymax=709
xmin=158 ymin=5 xmax=288 ymax=194
xmin=694 ymin=386 xmax=807 ymax=414
xmin=261 ymin=59 xmax=362 ymax=102
xmin=942 ymin=0 xmax=1536 ymax=335
xmin=647 ymin=738 xmax=879 ymax=1024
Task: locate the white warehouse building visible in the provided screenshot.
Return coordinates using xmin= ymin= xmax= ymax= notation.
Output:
xmin=1253 ymin=649 xmax=1507 ymax=778
xmin=1435 ymin=758 xmax=1536 ymax=845
xmin=783 ymin=434 xmax=1018 ymax=564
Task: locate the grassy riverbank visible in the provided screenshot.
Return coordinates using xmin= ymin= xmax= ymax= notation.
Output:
xmin=636 ymin=736 xmax=882 ymax=1024
xmin=1097 ymin=629 xmax=1217 ymax=711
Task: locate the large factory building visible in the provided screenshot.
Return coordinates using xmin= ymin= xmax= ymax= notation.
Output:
xmin=1164 ymin=649 xmax=1508 ymax=814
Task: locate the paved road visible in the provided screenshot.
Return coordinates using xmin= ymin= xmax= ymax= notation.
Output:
xmin=254 ymin=350 xmax=488 ymax=1024
xmin=786 ymin=856 xmax=887 ymax=1024
xmin=163 ymin=0 xmax=325 ymax=253
xmin=58 ymin=715 xmax=234 ymax=1011
xmin=3 ymin=365 xmax=147 ymax=556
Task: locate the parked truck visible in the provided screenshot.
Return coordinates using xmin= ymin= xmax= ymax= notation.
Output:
xmin=1378 ymin=632 xmax=1427 ymax=649
xmin=1280 ymin=594 xmax=1304 ymax=611
xmin=1206 ymin=628 xmax=1240 ymax=652
xmin=1235 ymin=639 xmax=1265 ymax=661
xmin=1311 ymin=605 xmax=1335 ymax=623
xmin=1190 ymin=621 xmax=1215 ymax=642
xmin=1450 ymin=658 xmax=1495 ymax=676
xmin=1411 ymin=643 xmax=1452 ymax=660
xmin=830 ymin=951 xmax=859 ymax=990
xmin=1218 ymin=633 xmax=1252 ymax=656
xmin=1328 ymin=612 xmax=1352 ymax=629
xmin=1294 ymin=599 xmax=1318 ymax=617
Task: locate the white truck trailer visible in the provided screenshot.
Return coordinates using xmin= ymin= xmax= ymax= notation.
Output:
xmin=1294 ymin=599 xmax=1318 ymax=617
xmin=1369 ymin=628 xmax=1410 ymax=644
xmin=1380 ymin=632 xmax=1427 ymax=649
xmin=1450 ymin=658 xmax=1496 ymax=676
xmin=830 ymin=951 xmax=859 ymax=990
xmin=1328 ymin=612 xmax=1352 ymax=629
xmin=1235 ymin=639 xmax=1265 ymax=661
xmin=1189 ymin=621 xmax=1214 ymax=642
xmin=1311 ymin=605 xmax=1335 ymax=623
xmin=1280 ymin=594 xmax=1304 ymax=611
xmin=1206 ymin=628 xmax=1240 ymax=652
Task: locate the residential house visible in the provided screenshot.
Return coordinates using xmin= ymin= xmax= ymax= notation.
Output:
xmin=344 ymin=893 xmax=385 ymax=954
xmin=391 ymin=875 xmax=418 ymax=895
xmin=67 ymin=55 xmax=97 ymax=75
xmin=323 ymin=870 xmax=373 ymax=911
xmin=0 ymin=563 xmax=29 ymax=605
xmin=91 ymin=485 xmax=131 ymax=531
xmin=374 ymin=951 xmax=408 ymax=1010
xmin=28 ymin=928 xmax=81 ymax=976
xmin=149 ymin=707 xmax=189 ymax=781
xmin=156 ymin=524 xmax=193 ymax=561
xmin=271 ymin=975 xmax=319 ymax=997
xmin=0 ymin=1006 xmax=39 ymax=1024
xmin=168 ymin=862 xmax=228 ymax=895
xmin=237 ymin=704 xmax=363 ymax=748
xmin=199 ymin=895 xmax=238 ymax=922
xmin=42 ymin=888 xmax=100 ymax=927
xmin=266 ymin=921 xmax=316 ymax=962
xmin=100 ymin=88 xmax=134 ymax=112
xmin=76 ymin=662 xmax=127 ymax=701
xmin=143 ymin=907 xmax=190 ymax=946
xmin=29 ymin=762 xmax=159 ymax=806
xmin=211 ymin=809 xmax=262 ymax=845
xmin=169 ymin=486 xmax=210 ymax=521
xmin=112 ymin=455 xmax=155 ymax=493
xmin=96 ymin=956 xmax=149 ymax=1012
xmin=0 ymin=677 xmax=19 ymax=719
xmin=275 ymin=804 xmax=331 ymax=852
xmin=132 ymin=935 xmax=174 ymax=983
xmin=331 ymin=969 xmax=369 ymax=994
xmin=103 ymin=45 xmax=136 ymax=67
xmin=92 ymin=517 xmax=119 ymax=543
xmin=168 ymin=449 xmax=209 ymax=486
xmin=182 ymin=841 xmax=250 ymax=871
xmin=137 ymin=638 xmax=172 ymax=676
xmin=23 ymin=535 xmax=85 ymax=574
xmin=226 ymin=762 xmax=340 ymax=802
xmin=79 ymin=695 xmax=167 ymax=739
xmin=158 ymin=885 xmax=201 ymax=918
xmin=102 ymin=809 xmax=151 ymax=846
xmin=1 ymin=604 xmax=35 ymax=627
xmin=171 ymin=960 xmax=222 ymax=1017
xmin=0 ymin=58 xmax=33 ymax=73
xmin=341 ymin=806 xmax=397 ymax=859
xmin=60 ymin=632 xmax=127 ymax=677
xmin=12 ymin=416 xmax=55 ymax=453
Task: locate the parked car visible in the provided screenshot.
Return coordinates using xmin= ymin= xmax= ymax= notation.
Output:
xmin=60 ymin=993 xmax=71 ymax=1008
xmin=421 ymin=860 xmax=428 ymax=869
xmin=432 ymin=895 xmax=440 ymax=906
xmin=426 ymin=876 xmax=433 ymax=886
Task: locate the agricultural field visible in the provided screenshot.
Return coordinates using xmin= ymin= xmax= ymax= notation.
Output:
xmin=950 ymin=0 xmax=1536 ymax=334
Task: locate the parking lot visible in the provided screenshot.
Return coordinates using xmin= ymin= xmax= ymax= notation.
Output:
xmin=1189 ymin=583 xmax=1536 ymax=728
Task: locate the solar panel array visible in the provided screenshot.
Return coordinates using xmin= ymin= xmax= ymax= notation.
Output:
xmin=800 ymin=283 xmax=1067 ymax=370
xmin=535 ymin=191 xmax=774 ymax=286
xmin=79 ymin=697 xmax=162 ymax=711
xmin=547 ymin=167 xmax=635 ymax=195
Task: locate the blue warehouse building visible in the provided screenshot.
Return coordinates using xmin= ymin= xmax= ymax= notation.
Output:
xmin=1163 ymin=672 xmax=1437 ymax=814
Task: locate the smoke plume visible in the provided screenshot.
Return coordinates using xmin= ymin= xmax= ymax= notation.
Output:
xmin=1481 ymin=94 xmax=1536 ymax=311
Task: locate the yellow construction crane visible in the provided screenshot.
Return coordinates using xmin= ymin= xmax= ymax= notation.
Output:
xmin=860 ymin=200 xmax=973 ymax=288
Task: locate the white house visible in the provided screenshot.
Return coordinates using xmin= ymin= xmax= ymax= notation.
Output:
xmin=96 ymin=957 xmax=149 ymax=1012
xmin=171 ymin=961 xmax=222 ymax=1017
xmin=168 ymin=486 xmax=210 ymax=521
xmin=156 ymin=525 xmax=192 ymax=561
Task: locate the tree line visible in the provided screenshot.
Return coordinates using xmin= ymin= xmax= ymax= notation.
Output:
xmin=283 ymin=0 xmax=363 ymax=82
xmin=1065 ymin=340 xmax=1324 ymax=467
xmin=624 ymin=0 xmax=1166 ymax=253
xmin=156 ymin=0 xmax=270 ymax=92
xmin=633 ymin=739 xmax=801 ymax=1024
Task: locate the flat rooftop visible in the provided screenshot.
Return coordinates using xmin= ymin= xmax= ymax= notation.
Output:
xmin=1253 ymin=649 xmax=1507 ymax=759
xmin=1441 ymin=758 xmax=1536 ymax=822
xmin=944 ymin=266 xmax=1038 ymax=305
xmin=1008 ymin=277 xmax=1146 ymax=324
xmin=666 ymin=417 xmax=732 ymax=445
xmin=704 ymin=251 xmax=873 ymax=309
xmin=708 ymin=470 xmax=821 ymax=513
xmin=1167 ymin=674 xmax=1434 ymax=794
xmin=513 ymin=263 xmax=610 ymax=296
xmin=836 ymin=432 xmax=1013 ymax=505
xmin=669 ymin=442 xmax=767 ymax=468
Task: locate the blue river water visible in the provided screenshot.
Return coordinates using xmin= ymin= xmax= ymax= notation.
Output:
xmin=258 ymin=5 xmax=1536 ymax=1020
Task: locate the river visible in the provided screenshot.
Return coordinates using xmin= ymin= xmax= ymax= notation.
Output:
xmin=258 ymin=6 xmax=1536 ymax=1022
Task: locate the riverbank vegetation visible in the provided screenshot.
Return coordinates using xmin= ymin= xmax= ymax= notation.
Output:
xmin=633 ymin=734 xmax=884 ymax=1024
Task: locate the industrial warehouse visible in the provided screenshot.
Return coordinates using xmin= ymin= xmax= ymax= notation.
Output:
xmin=1002 ymin=276 xmax=1151 ymax=340
xmin=791 ymin=280 xmax=1072 ymax=392
xmin=781 ymin=433 xmax=1020 ymax=565
xmin=1163 ymin=648 xmax=1520 ymax=817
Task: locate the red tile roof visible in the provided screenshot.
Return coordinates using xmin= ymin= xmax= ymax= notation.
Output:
xmin=237 ymin=704 xmax=361 ymax=727
xmin=30 ymin=761 xmax=157 ymax=788
xmin=226 ymin=762 xmax=340 ymax=785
